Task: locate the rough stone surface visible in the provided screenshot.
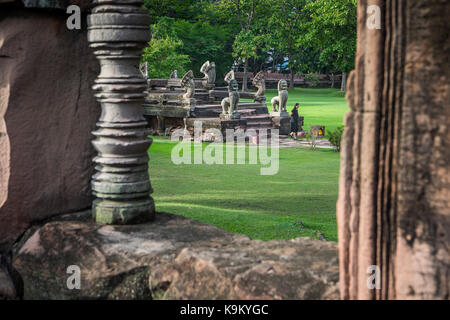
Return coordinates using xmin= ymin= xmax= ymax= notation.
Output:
xmin=271 ymin=80 xmax=288 ymax=113
xmin=0 ymin=255 xmax=17 ymax=299
xmin=0 ymin=0 xmax=93 ymax=10
xmin=150 ymin=239 xmax=339 ymax=300
xmin=221 ymin=79 xmax=240 ymax=119
xmin=13 ymin=212 xmax=339 ymax=300
xmin=0 ymin=10 xmax=100 ymax=253
xmin=271 ymin=116 xmax=290 ymax=135
xmin=338 ymin=0 xmax=450 ymax=300
xmin=88 ymin=0 xmax=155 ymax=224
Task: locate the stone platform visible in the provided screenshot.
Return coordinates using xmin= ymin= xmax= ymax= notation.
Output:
xmin=142 ymin=68 xmax=299 ymax=140
xmin=12 ymin=211 xmax=339 ymax=300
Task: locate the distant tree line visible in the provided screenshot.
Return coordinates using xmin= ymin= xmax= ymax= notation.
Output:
xmin=141 ymin=0 xmax=357 ymax=91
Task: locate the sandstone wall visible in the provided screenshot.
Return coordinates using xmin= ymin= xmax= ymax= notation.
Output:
xmin=338 ymin=0 xmax=450 ymax=299
xmin=0 ymin=8 xmax=100 ymax=252
xmin=13 ymin=212 xmax=340 ymax=300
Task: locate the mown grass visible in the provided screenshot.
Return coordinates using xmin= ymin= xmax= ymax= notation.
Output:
xmin=265 ymin=88 xmax=348 ymax=134
xmin=148 ymin=88 xmax=349 ymax=242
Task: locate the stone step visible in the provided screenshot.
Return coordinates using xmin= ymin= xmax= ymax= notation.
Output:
xmin=246 ymin=121 xmax=273 ymax=128
xmin=195 ymin=102 xmax=266 ymax=109
xmin=241 ymin=114 xmax=272 ymax=120
xmin=238 ymin=102 xmax=267 ymax=109
xmin=238 ymin=109 xmax=257 ymax=116
xmin=195 ymin=108 xmax=260 ymax=115
xmin=194 ymin=104 xmax=221 ymax=110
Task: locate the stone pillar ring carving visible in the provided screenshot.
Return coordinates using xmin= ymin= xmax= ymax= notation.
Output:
xmin=87 ymin=0 xmax=155 ymax=224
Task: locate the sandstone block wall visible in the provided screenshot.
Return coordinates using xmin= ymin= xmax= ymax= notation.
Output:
xmin=0 ymin=7 xmax=100 ymax=252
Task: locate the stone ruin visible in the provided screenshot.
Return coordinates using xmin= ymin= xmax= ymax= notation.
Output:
xmin=143 ymin=65 xmax=304 ymax=139
xmin=88 ymin=0 xmax=155 ymax=225
xmin=270 ymin=79 xmax=289 ymax=117
xmin=0 ymin=0 xmax=448 ymax=301
xmin=0 ymin=0 xmax=335 ymax=300
xmin=220 ymin=71 xmax=241 ymax=120
xmin=337 ymin=0 xmax=450 ymax=300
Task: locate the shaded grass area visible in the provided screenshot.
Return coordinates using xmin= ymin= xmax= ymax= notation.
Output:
xmin=149 ymin=139 xmax=341 ymax=241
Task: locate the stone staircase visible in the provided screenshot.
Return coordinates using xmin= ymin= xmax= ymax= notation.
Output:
xmin=194 ymin=102 xmax=270 ymax=118
xmin=191 ymin=102 xmax=277 ymax=138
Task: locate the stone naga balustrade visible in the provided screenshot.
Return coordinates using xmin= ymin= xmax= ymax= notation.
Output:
xmin=87 ymin=0 xmax=155 ymax=224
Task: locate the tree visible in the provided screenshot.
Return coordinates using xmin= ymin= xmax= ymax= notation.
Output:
xmin=140 ymin=0 xmax=356 ymax=91
xmin=141 ymin=15 xmax=234 ymax=80
xmin=142 ymin=0 xmax=199 ymax=23
xmin=172 ymin=19 xmax=234 ymax=79
xmin=141 ymin=19 xmax=191 ymax=78
xmin=302 ymin=0 xmax=357 ymax=91
xmin=215 ymin=0 xmax=271 ymax=91
xmin=232 ymin=29 xmax=261 ymax=90
xmin=268 ymin=0 xmax=307 ymax=89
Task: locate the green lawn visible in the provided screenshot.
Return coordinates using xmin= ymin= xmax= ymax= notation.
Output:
xmin=148 ymin=88 xmax=349 ymax=242
xmin=265 ymin=88 xmax=348 ymax=134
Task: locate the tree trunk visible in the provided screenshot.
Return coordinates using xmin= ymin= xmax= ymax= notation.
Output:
xmin=338 ymin=0 xmax=450 ymax=300
xmin=331 ymin=73 xmax=335 ymax=88
xmin=340 ymin=71 xmax=347 ymax=92
xmin=242 ymin=58 xmax=248 ymax=92
xmin=289 ymin=67 xmax=295 ymax=89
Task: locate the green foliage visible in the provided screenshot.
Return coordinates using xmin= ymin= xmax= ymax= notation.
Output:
xmin=141 ymin=13 xmax=234 ymax=79
xmin=214 ymin=0 xmax=272 ymax=74
xmin=141 ymin=0 xmax=357 ymax=84
xmin=141 ymin=20 xmax=191 ymax=78
xmin=171 ymin=19 xmax=234 ymax=78
xmin=305 ymin=72 xmax=320 ymax=87
xmin=142 ymin=37 xmax=191 ymax=79
xmin=302 ymin=0 xmax=357 ymax=74
xmin=327 ymin=126 xmax=344 ymax=152
xmin=267 ymin=0 xmax=308 ymax=75
xmin=142 ymin=0 xmax=202 ymax=23
xmin=233 ymin=30 xmax=259 ymax=60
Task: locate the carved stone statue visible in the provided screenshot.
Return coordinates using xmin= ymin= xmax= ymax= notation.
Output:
xmin=221 ymin=79 xmax=240 ymax=120
xmin=224 ymin=70 xmax=235 ymax=84
xmin=200 ymin=61 xmax=216 ymax=89
xmin=271 ymin=79 xmax=289 ymax=116
xmin=252 ymin=71 xmax=266 ymax=101
xmin=140 ymin=62 xmax=148 ymax=80
xmin=169 ymin=70 xmax=178 ymax=79
xmin=181 ymin=70 xmax=195 ymax=99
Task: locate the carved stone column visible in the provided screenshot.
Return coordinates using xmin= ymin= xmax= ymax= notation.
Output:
xmin=338 ymin=0 xmax=449 ymax=299
xmin=87 ymin=0 xmax=155 ymax=224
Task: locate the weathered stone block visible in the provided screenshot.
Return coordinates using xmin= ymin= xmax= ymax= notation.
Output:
xmin=271 ymin=116 xmax=291 ymax=135
xmin=13 ymin=211 xmax=339 ymax=300
xmin=0 ymin=254 xmax=17 ymax=299
xmin=0 ymin=9 xmax=100 ymax=252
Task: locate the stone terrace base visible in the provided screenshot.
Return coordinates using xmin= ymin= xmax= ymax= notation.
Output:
xmin=13 ymin=211 xmax=339 ymax=300
xmin=186 ymin=118 xmax=248 ymax=141
xmin=271 ymin=116 xmax=291 ymax=135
